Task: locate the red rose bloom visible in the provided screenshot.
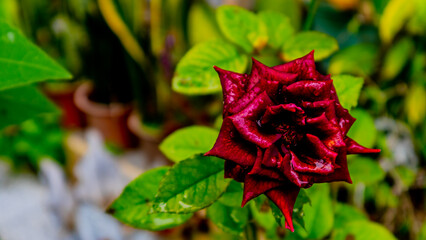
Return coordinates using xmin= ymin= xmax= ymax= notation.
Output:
xmin=205 ymin=51 xmax=380 ymax=231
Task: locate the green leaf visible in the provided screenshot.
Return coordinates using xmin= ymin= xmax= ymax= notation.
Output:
xmin=218 ymin=180 xmax=243 ymax=207
xmin=207 ymin=201 xmax=249 ymax=235
xmin=258 ymin=11 xmax=294 ymax=49
xmin=381 ymin=38 xmax=415 ymax=80
xmin=172 ymin=40 xmax=248 ymax=95
xmin=108 ymin=167 xmax=192 ymax=231
xmin=329 ymin=43 xmax=379 ymax=76
xmin=0 ymin=21 xmax=71 ymax=91
xmin=348 ymin=157 xmax=385 ymax=185
xmin=334 ymin=203 xmax=368 ymax=229
xmin=159 ymin=126 xmax=219 ymax=162
xmin=255 ymin=0 xmax=302 ymax=30
xmin=188 ymin=2 xmax=222 ymax=46
xmin=152 ymin=155 xmax=231 ymax=213
xmin=405 ymin=84 xmax=426 ymax=126
xmin=347 ymin=109 xmax=378 ymax=149
xmin=0 ymin=85 xmax=59 ymax=129
xmin=296 ymin=184 xmax=334 ymax=239
xmin=379 ymin=0 xmax=414 ymax=44
xmin=333 ymin=221 xmax=397 ymax=240
xmin=216 ymin=5 xmax=268 ymax=53
xmin=375 ymin=182 xmax=398 ymax=208
xmin=332 ymin=75 xmax=364 ymax=110
xmin=395 ymin=166 xmax=416 ymax=188
xmin=282 ymin=31 xmax=338 ymax=61
xmin=250 ymin=201 xmax=277 ymax=232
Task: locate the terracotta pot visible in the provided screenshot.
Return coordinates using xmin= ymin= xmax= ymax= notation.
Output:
xmin=43 ymin=83 xmax=86 ymax=128
xmin=74 ymin=82 xmax=137 ymax=148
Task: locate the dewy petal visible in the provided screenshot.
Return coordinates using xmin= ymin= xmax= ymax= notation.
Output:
xmin=266 ymin=184 xmax=300 ymax=232
xmin=291 ymin=154 xmax=334 ymax=175
xmin=280 ymin=153 xmax=313 ymax=188
xmin=285 ymin=80 xmax=333 ymax=102
xmin=248 ymin=58 xmax=298 ymax=90
xmin=304 ymin=134 xmax=338 ymax=163
xmin=230 ymin=92 xmax=281 ymax=148
xmin=345 ymin=137 xmax=381 ymax=154
xmin=242 ymin=175 xmax=284 ymax=207
xmin=205 ymin=118 xmax=256 ymax=167
xmin=261 ymin=103 xmax=306 ymax=126
xmin=214 ymin=66 xmax=248 ymax=116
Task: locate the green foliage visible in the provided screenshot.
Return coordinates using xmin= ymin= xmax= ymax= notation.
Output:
xmin=381 ymin=38 xmax=415 ymax=80
xmin=329 ymin=43 xmax=379 ymax=76
xmin=258 ymin=11 xmax=294 ymax=50
xmin=332 ymin=75 xmax=364 ymax=110
xmin=0 ymin=86 xmax=59 ymax=129
xmin=405 ymin=84 xmax=426 ymax=126
xmin=379 ymin=0 xmax=414 ymax=44
xmin=333 ymin=203 xmax=368 ymax=229
xmin=333 ymin=221 xmax=397 ymax=240
xmin=282 ymin=31 xmax=338 ymax=61
xmin=207 ymin=201 xmax=249 ymax=235
xmin=216 ymin=5 xmax=268 ymax=53
xmin=347 ymin=109 xmax=378 ymax=149
xmin=188 ymin=2 xmax=222 ymax=46
xmin=151 ymin=155 xmax=231 ymax=213
xmin=172 ymin=40 xmax=248 ymax=95
xmin=217 ymin=180 xmax=243 ymax=207
xmin=255 ymin=0 xmax=302 ymax=30
xmin=348 ymin=157 xmax=385 ymax=185
xmin=159 ymin=126 xmax=219 ymax=162
xmin=0 ymin=21 xmax=71 ymax=91
xmin=108 ymin=167 xmax=192 ymax=230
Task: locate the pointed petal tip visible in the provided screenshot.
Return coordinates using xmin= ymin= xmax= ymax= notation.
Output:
xmin=285 ymin=222 xmax=295 ymax=232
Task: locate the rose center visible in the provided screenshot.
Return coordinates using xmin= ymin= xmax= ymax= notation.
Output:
xmin=273 ymin=123 xmax=298 ymax=147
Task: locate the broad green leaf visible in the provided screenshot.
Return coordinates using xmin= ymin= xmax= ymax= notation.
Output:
xmin=333 ymin=221 xmax=397 ymax=240
xmin=188 ymin=2 xmax=222 ymax=46
xmin=255 ymin=0 xmax=302 ymax=30
xmin=207 ymin=201 xmax=249 ymax=235
xmin=332 ymin=75 xmax=364 ymax=110
xmin=329 ymin=43 xmax=379 ymax=76
xmin=347 ymin=109 xmax=377 ymax=148
xmin=159 ymin=126 xmax=219 ymax=162
xmin=405 ymin=85 xmax=426 ymax=126
xmin=379 ymin=0 xmax=414 ymax=44
xmin=334 ymin=203 xmax=368 ymax=229
xmin=296 ymin=184 xmax=333 ymax=239
xmin=407 ymin=0 xmax=426 ymax=35
xmin=282 ymin=31 xmax=338 ymax=61
xmin=0 ymin=21 xmax=71 ymax=91
xmin=216 ymin=5 xmax=268 ymax=53
xmin=381 ymin=38 xmax=415 ymax=80
xmin=258 ymin=11 xmax=294 ymax=49
xmin=108 ymin=167 xmax=192 ymax=231
xmin=172 ymin=40 xmax=248 ymax=95
xmin=0 ymin=85 xmax=59 ymax=129
xmin=218 ymin=180 xmax=243 ymax=207
xmin=348 ymin=157 xmax=385 ymax=184
xmin=152 ymin=155 xmax=231 ymax=213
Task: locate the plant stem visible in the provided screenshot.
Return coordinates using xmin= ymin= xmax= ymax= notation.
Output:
xmin=303 ymin=0 xmax=320 ymax=31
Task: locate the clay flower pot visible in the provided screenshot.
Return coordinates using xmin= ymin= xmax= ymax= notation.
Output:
xmin=74 ymin=82 xmax=137 ymax=148
xmin=43 ymin=82 xmax=86 ymax=128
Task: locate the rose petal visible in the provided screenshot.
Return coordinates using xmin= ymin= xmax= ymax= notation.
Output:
xmin=249 ymin=58 xmax=298 ymax=90
xmin=285 ymin=80 xmax=333 ymax=102
xmin=261 ymin=104 xmax=306 ymax=126
xmin=205 ymin=118 xmax=256 ymax=167
xmin=230 ymin=92 xmax=281 ymax=148
xmin=304 ymin=134 xmax=338 ymax=163
xmin=345 ymin=137 xmax=381 ymax=154
xmin=266 ymin=184 xmax=300 ymax=232
xmin=280 ymin=153 xmax=313 ymax=188
xmin=242 ymin=175 xmax=284 ymax=207
xmin=224 ymin=161 xmax=247 ymax=182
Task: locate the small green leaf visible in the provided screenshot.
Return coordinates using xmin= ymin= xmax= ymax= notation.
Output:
xmin=381 ymin=38 xmax=415 ymax=80
xmin=172 ymin=40 xmax=248 ymax=95
xmin=188 ymin=3 xmax=222 ymax=46
xmin=297 ymin=184 xmax=334 ymax=239
xmin=333 ymin=221 xmax=397 ymax=240
xmin=218 ymin=180 xmax=243 ymax=207
xmin=329 ymin=43 xmax=379 ymax=76
xmin=258 ymin=11 xmax=294 ymax=49
xmin=334 ymin=203 xmax=368 ymax=229
xmin=152 ymin=155 xmax=231 ymax=213
xmin=348 ymin=157 xmax=385 ymax=185
xmin=332 ymin=75 xmax=364 ymax=110
xmin=159 ymin=126 xmax=219 ymax=162
xmin=395 ymin=166 xmax=416 ymax=188
xmin=347 ymin=109 xmax=378 ymax=149
xmin=108 ymin=167 xmax=192 ymax=231
xmin=0 ymin=85 xmax=59 ymax=129
xmin=0 ymin=21 xmax=71 ymax=91
xmin=379 ymin=0 xmax=414 ymax=44
xmin=282 ymin=31 xmax=338 ymax=61
xmin=207 ymin=201 xmax=249 ymax=235
xmin=405 ymin=84 xmax=426 ymax=126
xmin=216 ymin=5 xmax=268 ymax=53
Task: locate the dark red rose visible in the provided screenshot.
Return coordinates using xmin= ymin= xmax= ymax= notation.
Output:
xmin=205 ymin=51 xmax=380 ymax=231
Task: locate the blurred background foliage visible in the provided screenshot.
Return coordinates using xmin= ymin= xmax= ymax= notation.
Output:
xmin=0 ymin=0 xmax=424 ymax=240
